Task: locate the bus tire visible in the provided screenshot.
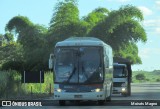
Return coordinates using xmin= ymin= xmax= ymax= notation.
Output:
xmin=59 ymin=100 xmax=66 ymax=106
xmin=98 ymin=100 xmax=105 ymax=105
xmin=122 ymin=92 xmax=128 ymax=97
xmin=106 ymin=95 xmax=111 ymax=102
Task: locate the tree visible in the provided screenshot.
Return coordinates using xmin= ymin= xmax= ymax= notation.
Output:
xmin=82 ymin=7 xmax=109 ymax=34
xmin=0 ymin=34 xmax=3 ymax=46
xmin=114 ymin=42 xmax=142 ymax=64
xmin=135 ymin=73 xmax=146 ymax=81
xmin=5 ymin=16 xmax=48 ymax=71
xmin=2 ymin=2 xmax=147 ymax=71
xmin=88 ymin=5 xmax=147 ymax=64
xmin=48 ymin=0 xmax=80 ymax=46
xmin=0 ymin=42 xmax=24 ymax=71
xmin=4 ymin=33 xmax=14 ymax=43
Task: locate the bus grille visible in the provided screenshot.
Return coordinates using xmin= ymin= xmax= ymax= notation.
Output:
xmin=113 ymin=82 xmax=124 ymax=87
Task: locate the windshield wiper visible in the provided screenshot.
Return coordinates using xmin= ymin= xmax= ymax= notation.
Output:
xmin=66 ymin=67 xmax=76 ymax=83
xmin=84 ymin=68 xmax=101 ymax=83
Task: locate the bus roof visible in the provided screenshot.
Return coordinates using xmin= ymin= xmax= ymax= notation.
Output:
xmin=113 ymin=63 xmax=127 ymax=67
xmin=55 ymin=37 xmax=110 ymax=47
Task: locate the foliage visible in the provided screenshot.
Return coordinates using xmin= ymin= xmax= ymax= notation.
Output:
xmin=0 ymin=70 xmax=22 ymax=98
xmin=5 ymin=16 xmax=48 ymax=71
xmin=132 ymin=70 xmax=160 ymax=83
xmin=0 ymin=34 xmax=3 ymax=46
xmin=82 ymin=7 xmax=109 ymax=34
xmin=1 ymin=1 xmax=147 ymax=71
xmin=88 ymin=5 xmax=147 ymax=63
xmin=0 ymin=70 xmax=53 ymax=99
xmin=135 ymin=73 xmax=146 ymax=81
xmin=114 ymin=42 xmax=142 ymax=64
xmin=48 ymin=0 xmax=80 ymax=44
xmin=0 ymin=42 xmax=24 ymax=70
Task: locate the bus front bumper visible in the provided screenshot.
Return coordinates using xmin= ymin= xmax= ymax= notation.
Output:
xmin=53 ymin=91 xmax=105 ymax=100
xmin=112 ymin=87 xmax=127 ymax=94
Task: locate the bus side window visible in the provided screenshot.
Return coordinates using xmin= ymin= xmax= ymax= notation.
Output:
xmin=104 ymin=48 xmax=109 ymax=68
xmin=108 ymin=48 xmax=113 ymax=67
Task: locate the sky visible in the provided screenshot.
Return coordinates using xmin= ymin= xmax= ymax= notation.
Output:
xmin=0 ymin=0 xmax=160 ymax=71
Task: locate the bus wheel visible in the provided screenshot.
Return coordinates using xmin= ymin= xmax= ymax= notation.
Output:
xmin=59 ymin=100 xmax=66 ymax=106
xmin=98 ymin=100 xmax=105 ymax=105
xmin=106 ymin=95 xmax=111 ymax=102
xmin=122 ymin=92 xmax=128 ymax=97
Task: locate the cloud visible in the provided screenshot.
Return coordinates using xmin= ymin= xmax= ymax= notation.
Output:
xmin=156 ymin=0 xmax=160 ymax=6
xmin=106 ymin=0 xmax=131 ymax=3
xmin=156 ymin=28 xmax=160 ymax=34
xmin=155 ymin=0 xmax=160 ymax=9
xmin=142 ymin=19 xmax=160 ymax=35
xmin=143 ymin=19 xmax=160 ymax=27
xmin=117 ymin=0 xmax=131 ymax=3
xmin=139 ymin=48 xmax=150 ymax=59
xmin=139 ymin=48 xmax=160 ymax=59
xmin=143 ymin=20 xmax=157 ymax=27
xmin=138 ymin=6 xmax=153 ymax=16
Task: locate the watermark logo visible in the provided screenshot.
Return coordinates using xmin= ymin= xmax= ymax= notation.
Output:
xmin=2 ymin=101 xmax=11 ymax=106
xmin=1 ymin=101 xmax=42 ymax=106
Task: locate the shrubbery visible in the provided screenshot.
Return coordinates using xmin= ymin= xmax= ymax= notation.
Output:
xmin=135 ymin=73 xmax=146 ymax=81
xmin=0 ymin=70 xmax=22 ymax=98
xmin=2 ymin=61 xmax=25 ymax=72
xmin=0 ymin=70 xmax=53 ymax=99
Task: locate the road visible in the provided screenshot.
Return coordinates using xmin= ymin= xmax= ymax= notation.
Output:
xmin=1 ymin=83 xmax=160 ymax=109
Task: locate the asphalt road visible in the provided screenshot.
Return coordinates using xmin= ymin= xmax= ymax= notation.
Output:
xmin=1 ymin=83 xmax=160 ymax=109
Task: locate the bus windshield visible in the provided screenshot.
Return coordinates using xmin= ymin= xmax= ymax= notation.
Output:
xmin=54 ymin=47 xmax=103 ymax=84
xmin=113 ymin=67 xmax=127 ymax=78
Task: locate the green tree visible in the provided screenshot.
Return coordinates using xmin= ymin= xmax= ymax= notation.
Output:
xmin=4 ymin=33 xmax=14 ymax=43
xmin=82 ymin=7 xmax=109 ymax=34
xmin=48 ymin=0 xmax=80 ymax=46
xmin=135 ymin=73 xmax=146 ymax=81
xmin=114 ymin=42 xmax=142 ymax=64
xmin=88 ymin=5 xmax=147 ymax=64
xmin=0 ymin=34 xmax=3 ymax=46
xmin=0 ymin=42 xmax=24 ymax=70
xmin=5 ymin=16 xmax=48 ymax=71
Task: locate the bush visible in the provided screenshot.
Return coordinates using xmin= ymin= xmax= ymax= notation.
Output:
xmin=135 ymin=73 xmax=146 ymax=81
xmin=0 ymin=70 xmax=53 ymax=99
xmin=2 ymin=61 xmax=24 ymax=72
xmin=0 ymin=70 xmax=22 ymax=98
xmin=156 ymin=78 xmax=160 ymax=82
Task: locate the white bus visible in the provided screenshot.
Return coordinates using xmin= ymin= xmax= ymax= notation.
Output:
xmin=49 ymin=37 xmax=113 ymax=105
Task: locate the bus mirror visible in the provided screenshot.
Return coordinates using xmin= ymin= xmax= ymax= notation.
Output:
xmin=79 ymin=47 xmax=84 ymax=55
xmin=49 ymin=53 xmax=54 ymax=69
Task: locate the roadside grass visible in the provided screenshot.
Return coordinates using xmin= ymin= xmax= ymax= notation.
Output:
xmin=0 ymin=70 xmax=54 ymax=99
xmin=1 ymin=69 xmax=159 ymax=99
xmin=132 ymin=70 xmax=160 ymax=83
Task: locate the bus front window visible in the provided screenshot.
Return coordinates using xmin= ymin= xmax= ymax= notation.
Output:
xmin=55 ymin=48 xmax=78 ymax=83
xmin=113 ymin=67 xmax=127 ymax=78
xmin=79 ymin=47 xmax=103 ymax=83
xmin=54 ymin=47 xmax=103 ymax=84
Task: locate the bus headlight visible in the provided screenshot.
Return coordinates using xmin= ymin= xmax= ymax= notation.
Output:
xmin=122 ymin=88 xmax=126 ymax=92
xmin=54 ymin=88 xmax=65 ymax=92
xmin=57 ymin=88 xmax=62 ymax=92
xmin=91 ymin=88 xmax=103 ymax=92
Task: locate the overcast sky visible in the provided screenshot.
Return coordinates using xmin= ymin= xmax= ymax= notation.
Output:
xmin=0 ymin=0 xmax=160 ymax=71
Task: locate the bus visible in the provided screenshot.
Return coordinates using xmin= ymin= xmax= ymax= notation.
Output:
xmin=49 ymin=37 xmax=113 ymax=105
xmin=113 ymin=63 xmax=129 ymax=96
xmin=113 ymin=57 xmax=132 ymax=96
